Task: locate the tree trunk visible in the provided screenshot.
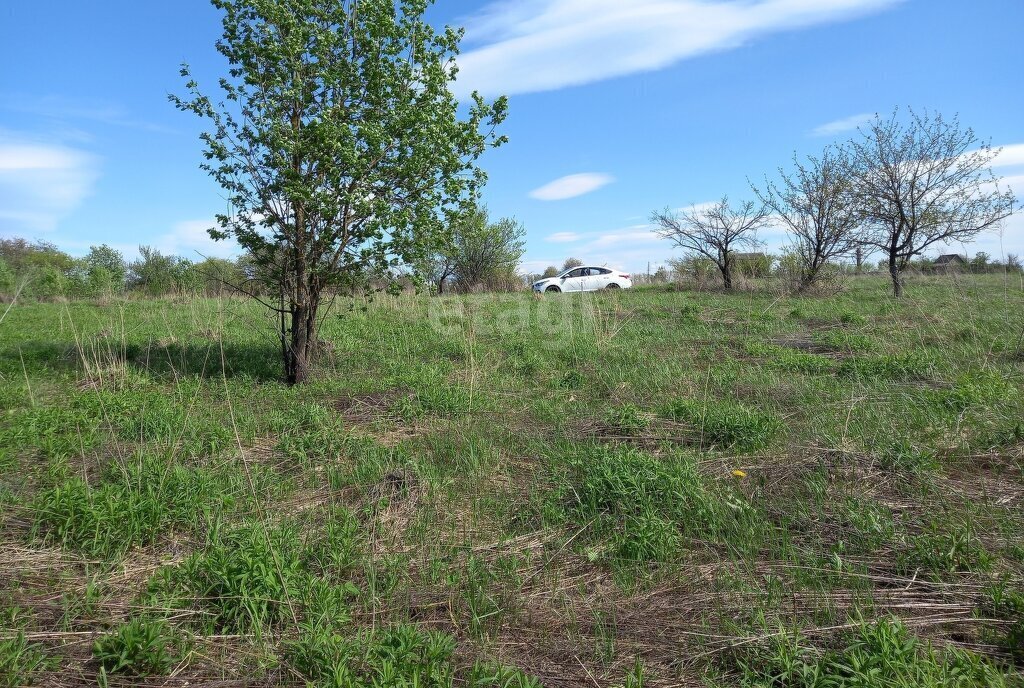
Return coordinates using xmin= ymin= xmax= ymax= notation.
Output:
xmin=720 ymin=263 xmax=733 ymax=290
xmin=285 ymin=302 xmax=319 ymax=385
xmin=888 ymin=254 xmax=903 ymax=298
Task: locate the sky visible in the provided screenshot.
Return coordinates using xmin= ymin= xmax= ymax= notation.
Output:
xmin=1 ymin=0 xmax=1023 ymax=275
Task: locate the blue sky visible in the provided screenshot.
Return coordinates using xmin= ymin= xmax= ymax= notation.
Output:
xmin=2 ymin=0 xmax=1022 ymax=274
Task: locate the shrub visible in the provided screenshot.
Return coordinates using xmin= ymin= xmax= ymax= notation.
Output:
xmin=659 ymin=398 xmax=782 ymax=451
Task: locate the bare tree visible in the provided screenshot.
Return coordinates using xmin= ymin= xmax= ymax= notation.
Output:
xmin=651 ymin=197 xmax=770 ymax=290
xmin=846 ymin=109 xmax=1015 ymax=297
xmin=755 ymin=148 xmax=862 ymax=290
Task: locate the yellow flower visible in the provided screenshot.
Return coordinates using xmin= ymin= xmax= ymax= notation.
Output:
xmin=731 ymin=469 xmax=747 ymax=479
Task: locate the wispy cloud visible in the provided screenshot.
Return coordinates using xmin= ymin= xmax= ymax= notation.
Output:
xmin=810 ymin=112 xmax=874 ymax=137
xmin=2 ymin=94 xmax=174 ymax=134
xmin=0 ymin=131 xmax=100 ymax=233
xmin=545 ymin=231 xmax=583 ymax=242
xmin=157 ymin=220 xmax=239 ymax=259
xmin=529 ymin=173 xmax=614 ymax=201
xmin=587 ymin=225 xmax=661 ymax=249
xmin=454 ymin=0 xmax=901 ymax=98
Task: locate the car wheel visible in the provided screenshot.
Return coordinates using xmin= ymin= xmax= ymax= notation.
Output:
xmin=545 ymin=286 xmax=561 ymax=293
xmin=605 ymin=283 xmax=621 ymax=289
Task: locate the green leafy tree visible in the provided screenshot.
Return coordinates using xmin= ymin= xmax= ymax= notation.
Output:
xmin=129 ymin=246 xmax=184 ymax=297
xmin=561 ymin=257 xmax=583 ymax=271
xmin=172 ymin=0 xmax=507 ymax=383
xmin=192 ymin=257 xmax=246 ymax=296
xmin=541 ymin=265 xmax=559 ymax=279
xmin=448 ymin=206 xmax=525 ymax=291
xmin=85 ymin=245 xmax=127 ymax=290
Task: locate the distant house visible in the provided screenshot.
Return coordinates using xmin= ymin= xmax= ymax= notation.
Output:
xmin=934 ymin=254 xmax=967 ymax=271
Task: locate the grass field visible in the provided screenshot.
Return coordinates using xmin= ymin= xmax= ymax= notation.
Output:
xmin=1 ymin=274 xmax=1023 ymax=687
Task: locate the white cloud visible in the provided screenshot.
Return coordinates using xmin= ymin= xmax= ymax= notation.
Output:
xmin=157 ymin=220 xmax=239 ymax=259
xmin=587 ymin=225 xmax=661 ymax=249
xmin=811 ymin=112 xmax=874 ymax=137
xmin=545 ymin=231 xmax=583 ymax=242
xmin=991 ymin=143 xmax=1024 ymax=169
xmin=453 ymin=0 xmax=901 ymax=98
xmin=0 ymin=132 xmax=99 ymax=233
xmin=529 ymin=173 xmax=614 ymax=200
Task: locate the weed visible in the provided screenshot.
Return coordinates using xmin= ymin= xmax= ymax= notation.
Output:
xmin=92 ymin=617 xmax=181 ymax=676
xmin=978 ymin=581 xmax=1024 ymax=660
xmin=558 ymin=370 xmax=585 ymax=389
xmin=837 ymin=352 xmax=935 ymax=381
xmin=875 ymin=440 xmax=939 ymax=472
xmin=558 ymin=444 xmax=764 ymax=562
xmin=0 ymin=632 xmax=51 ymax=687
xmin=660 ymin=397 xmax=782 ymax=451
xmin=897 ymin=522 xmax=993 ymax=577
xmin=603 ymin=403 xmax=650 ymax=436
xmin=737 ymin=617 xmax=1010 ymax=687
xmin=933 ymin=369 xmax=1016 ymax=412
xmin=287 ymin=623 xmax=456 ymax=687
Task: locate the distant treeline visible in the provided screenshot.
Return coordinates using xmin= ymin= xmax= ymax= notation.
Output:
xmin=0 ymin=238 xmax=253 ymax=300
xmin=662 ymin=250 xmax=1021 ymax=288
xmin=2 ymin=236 xmax=1018 ymax=302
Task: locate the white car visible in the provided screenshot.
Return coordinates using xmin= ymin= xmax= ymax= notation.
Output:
xmin=532 ymin=266 xmax=633 ymax=293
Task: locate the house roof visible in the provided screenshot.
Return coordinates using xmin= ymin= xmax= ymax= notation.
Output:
xmin=934 ymin=254 xmax=966 ymax=264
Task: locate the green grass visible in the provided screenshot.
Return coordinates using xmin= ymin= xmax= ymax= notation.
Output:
xmin=1 ymin=275 xmax=1022 ymax=684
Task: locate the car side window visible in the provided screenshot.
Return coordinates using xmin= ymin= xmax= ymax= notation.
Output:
xmin=568 ymin=268 xmax=585 ymax=278
xmin=599 ymin=268 xmax=611 ymax=274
